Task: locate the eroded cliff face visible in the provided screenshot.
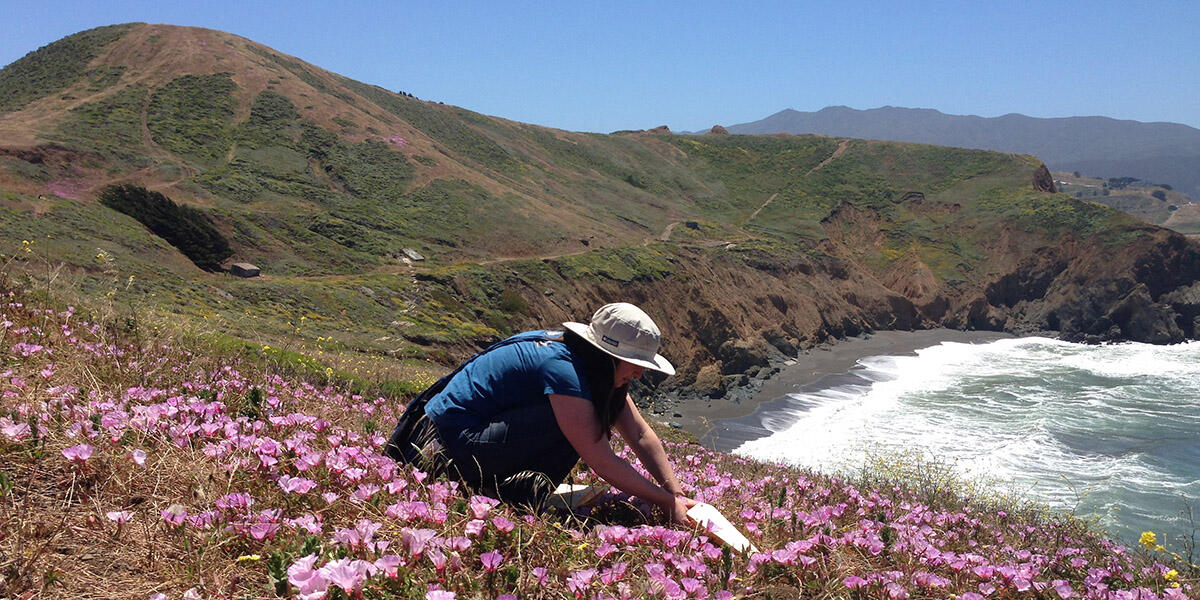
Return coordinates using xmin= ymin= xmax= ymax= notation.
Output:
xmin=982 ymin=229 xmax=1200 ymax=344
xmin=452 ymin=209 xmax=1200 ymax=397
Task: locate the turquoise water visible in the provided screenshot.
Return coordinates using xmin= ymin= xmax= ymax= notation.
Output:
xmin=734 ymin=337 xmax=1200 ymax=547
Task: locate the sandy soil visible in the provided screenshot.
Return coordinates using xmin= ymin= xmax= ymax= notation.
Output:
xmin=659 ymin=329 xmax=1013 ymax=450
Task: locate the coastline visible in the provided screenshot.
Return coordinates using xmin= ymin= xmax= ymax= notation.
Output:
xmin=652 ymin=329 xmax=1013 ymax=452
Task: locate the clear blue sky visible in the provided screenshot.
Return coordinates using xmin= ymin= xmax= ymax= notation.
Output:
xmin=3 ymin=1 xmax=1198 ymax=133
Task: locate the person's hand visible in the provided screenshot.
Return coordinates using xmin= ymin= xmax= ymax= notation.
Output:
xmin=663 ymin=494 xmax=700 ymax=526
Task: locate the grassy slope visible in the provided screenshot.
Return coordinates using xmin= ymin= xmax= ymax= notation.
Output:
xmin=0 ymin=280 xmax=1193 ymax=599
xmin=0 ymin=23 xmax=1158 ymax=376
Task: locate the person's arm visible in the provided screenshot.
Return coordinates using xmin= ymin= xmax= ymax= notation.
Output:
xmin=548 ymin=394 xmax=695 ymax=524
xmin=613 ymin=394 xmax=685 ymax=496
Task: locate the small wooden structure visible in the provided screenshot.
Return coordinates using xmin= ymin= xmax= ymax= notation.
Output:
xmin=230 ymin=263 xmax=261 ymax=278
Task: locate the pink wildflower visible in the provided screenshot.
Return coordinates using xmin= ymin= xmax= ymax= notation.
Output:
xmin=465 ymin=519 xmax=485 ymax=536
xmin=468 ymin=495 xmax=499 ymax=519
xmin=288 ymin=554 xmax=329 ymax=599
xmin=1 ymin=421 xmax=30 ymax=441
xmin=216 ymin=492 xmax=253 ymax=511
xmin=427 ymin=548 xmax=448 ymax=571
xmin=249 ymin=522 xmax=279 ymax=541
xmin=567 ymin=568 xmax=596 ymax=595
xmin=426 ymin=591 xmax=456 ymax=600
xmin=843 ymin=575 xmax=869 ymax=589
xmin=402 ymin=528 xmax=439 ymax=557
xmin=321 ymin=557 xmax=367 ymax=594
xmin=161 ymin=504 xmax=187 ymax=526
xmin=61 ymin=444 xmax=93 ymax=463
xmin=278 ymin=475 xmax=318 ymax=494
xmin=492 ymin=515 xmax=515 ymax=532
xmin=374 ymin=555 xmax=402 ymax=577
xmin=106 ymin=510 xmax=133 ymax=525
xmin=287 ymin=514 xmax=323 ymax=535
xmin=480 ymin=550 xmax=504 ymax=572
xmin=131 ymin=449 xmax=147 ymax=466
xmin=1053 ymin=579 xmax=1078 ymax=599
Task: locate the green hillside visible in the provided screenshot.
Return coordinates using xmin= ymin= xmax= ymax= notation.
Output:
xmin=2 ymin=23 xmax=1197 ymax=396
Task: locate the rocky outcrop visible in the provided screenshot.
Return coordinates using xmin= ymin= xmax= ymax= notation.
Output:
xmin=1033 ymin=164 xmax=1057 ymax=193
xmin=970 ymin=229 xmax=1200 ymax=343
xmin=707 ymin=125 xmax=729 ymax=135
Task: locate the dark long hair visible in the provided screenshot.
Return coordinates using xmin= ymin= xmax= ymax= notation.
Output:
xmin=561 ymin=329 xmax=629 ymax=434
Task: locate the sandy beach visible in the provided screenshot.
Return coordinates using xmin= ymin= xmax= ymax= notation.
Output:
xmin=664 ymin=329 xmax=1013 ymax=451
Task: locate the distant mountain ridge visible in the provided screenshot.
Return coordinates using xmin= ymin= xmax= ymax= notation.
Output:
xmin=725 ymin=106 xmax=1200 ymax=198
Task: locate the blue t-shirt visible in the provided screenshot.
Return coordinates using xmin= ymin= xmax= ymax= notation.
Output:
xmin=423 ymin=330 xmax=593 ymax=432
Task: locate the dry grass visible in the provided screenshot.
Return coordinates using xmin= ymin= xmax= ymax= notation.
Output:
xmin=0 ymin=265 xmax=1194 ymax=599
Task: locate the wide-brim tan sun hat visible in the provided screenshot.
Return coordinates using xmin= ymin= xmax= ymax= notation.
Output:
xmin=563 ymin=302 xmax=675 ymax=376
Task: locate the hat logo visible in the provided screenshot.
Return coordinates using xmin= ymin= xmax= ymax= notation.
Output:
xmin=601 ymin=335 xmax=620 ymax=348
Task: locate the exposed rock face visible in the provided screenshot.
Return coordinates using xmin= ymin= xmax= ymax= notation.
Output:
xmin=707 ymin=125 xmax=729 ymax=135
xmin=1033 ymin=164 xmax=1057 ymax=193
xmin=974 ymin=230 xmax=1200 ymax=343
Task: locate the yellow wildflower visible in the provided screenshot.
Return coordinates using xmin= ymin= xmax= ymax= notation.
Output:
xmin=236 ymin=554 xmax=262 ymax=562
xmin=1139 ymin=531 xmax=1157 ymax=550
xmin=1165 ymin=569 xmax=1178 ymax=581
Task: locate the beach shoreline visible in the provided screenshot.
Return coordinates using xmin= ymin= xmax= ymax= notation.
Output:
xmin=652 ymin=329 xmax=1013 ymax=451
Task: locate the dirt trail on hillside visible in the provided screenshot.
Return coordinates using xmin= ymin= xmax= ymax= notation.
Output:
xmin=747 ymin=193 xmax=778 ymax=223
xmin=746 ymin=139 xmax=849 ymax=224
xmin=476 ymin=247 xmax=594 ymax=266
xmin=810 ymin=139 xmax=849 ymax=175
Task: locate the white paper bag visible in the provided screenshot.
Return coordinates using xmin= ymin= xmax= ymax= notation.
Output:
xmin=687 ymin=502 xmax=758 ymax=553
xmin=551 ymin=483 xmax=607 ymax=510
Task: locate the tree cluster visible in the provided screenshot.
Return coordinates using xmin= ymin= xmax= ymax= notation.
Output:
xmin=98 ymin=184 xmax=232 ymax=271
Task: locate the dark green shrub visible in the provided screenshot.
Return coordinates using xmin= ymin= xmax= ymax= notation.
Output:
xmin=302 ymin=129 xmax=413 ymax=200
xmin=98 ymin=184 xmax=232 ymax=271
xmin=147 ymin=73 xmax=237 ymax=162
xmin=85 ymin=65 xmax=126 ymax=91
xmin=239 ymin=90 xmax=300 ymax=146
xmin=54 ymin=86 xmax=149 ymax=167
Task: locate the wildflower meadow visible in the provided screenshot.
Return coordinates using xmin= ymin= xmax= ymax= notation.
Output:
xmin=0 ymin=272 xmax=1195 ymax=599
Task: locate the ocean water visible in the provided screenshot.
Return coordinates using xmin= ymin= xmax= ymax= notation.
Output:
xmin=733 ymin=337 xmax=1200 ymax=547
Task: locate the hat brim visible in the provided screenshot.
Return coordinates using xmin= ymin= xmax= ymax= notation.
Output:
xmin=562 ymin=321 xmax=675 ymax=376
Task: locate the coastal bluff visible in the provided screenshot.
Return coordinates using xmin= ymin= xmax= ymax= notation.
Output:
xmin=0 ymin=23 xmax=1197 ymax=399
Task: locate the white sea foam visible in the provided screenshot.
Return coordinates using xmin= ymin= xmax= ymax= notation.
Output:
xmin=732 ymin=337 xmax=1200 ymax=543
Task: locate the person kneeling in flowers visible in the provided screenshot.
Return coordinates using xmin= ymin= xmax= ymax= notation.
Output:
xmin=385 ymin=302 xmax=699 ymax=524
